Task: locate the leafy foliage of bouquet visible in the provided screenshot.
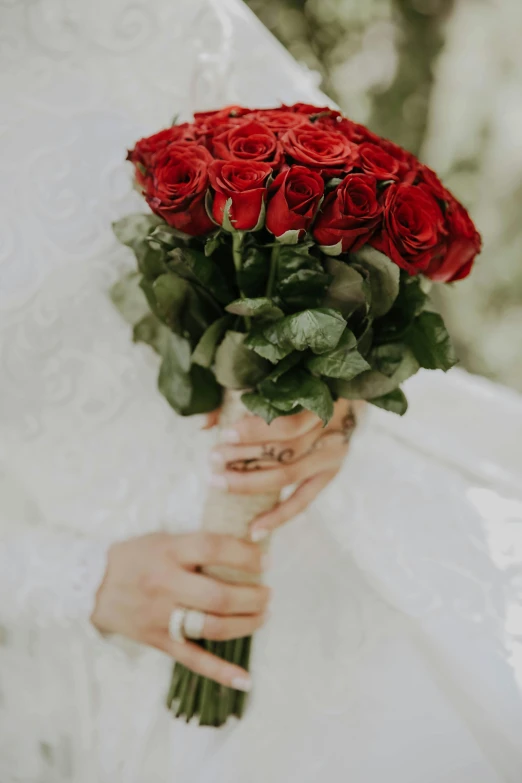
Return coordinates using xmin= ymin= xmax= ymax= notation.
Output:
xmin=112 ymin=102 xmax=481 ymax=725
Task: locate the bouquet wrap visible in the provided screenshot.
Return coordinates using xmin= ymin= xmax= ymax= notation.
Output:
xmin=201 ymin=388 xmax=278 ymax=585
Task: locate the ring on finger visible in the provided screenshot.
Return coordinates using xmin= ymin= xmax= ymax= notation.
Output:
xmin=183 ymin=609 xmax=206 ymax=640
xmin=168 ymin=608 xmax=187 ymax=643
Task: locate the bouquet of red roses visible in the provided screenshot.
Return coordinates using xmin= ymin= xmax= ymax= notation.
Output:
xmin=112 ymin=102 xmax=481 ymax=726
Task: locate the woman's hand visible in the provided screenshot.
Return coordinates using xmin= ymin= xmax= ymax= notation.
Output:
xmin=91 ymin=532 xmax=270 ymax=691
xmin=208 ymin=398 xmax=363 ymax=541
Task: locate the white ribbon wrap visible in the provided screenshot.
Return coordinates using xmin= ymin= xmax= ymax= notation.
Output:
xmin=201 ymin=389 xmax=279 ymax=585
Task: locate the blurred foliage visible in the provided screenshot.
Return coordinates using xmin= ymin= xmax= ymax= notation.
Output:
xmin=245 ymin=0 xmax=522 ymax=393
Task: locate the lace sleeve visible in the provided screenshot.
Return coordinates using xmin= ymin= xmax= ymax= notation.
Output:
xmin=0 ymin=464 xmax=110 ymax=629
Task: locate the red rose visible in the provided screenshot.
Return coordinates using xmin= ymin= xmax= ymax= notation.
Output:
xmin=145 ymin=143 xmax=214 ymax=236
xmin=378 ymin=139 xmax=419 ymax=184
xmin=371 ymin=183 xmax=447 ymax=274
xmin=193 ymin=106 xmax=251 ymax=147
xmin=315 ymin=116 xmax=380 ymax=145
xmin=212 ymin=120 xmax=282 ymax=167
xmin=208 ymin=160 xmax=272 ymax=231
xmin=249 ymin=110 xmax=311 ymax=134
xmin=425 ymin=199 xmax=482 ymax=282
xmin=266 ymin=166 xmax=324 ymax=241
xmin=281 ymin=126 xmax=357 ymax=171
xmin=313 ymin=173 xmax=382 ymax=253
xmin=288 ymin=103 xmax=341 ymax=119
xmin=193 ymin=105 xmax=251 ymax=132
xmin=357 ymin=142 xmax=404 ymax=181
xmin=416 ymin=164 xmax=450 ymax=202
xmin=127 ymin=124 xmax=195 ymax=185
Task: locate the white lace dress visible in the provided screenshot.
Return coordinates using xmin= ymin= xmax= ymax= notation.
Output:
xmin=1 ymin=1 xmax=522 ymax=781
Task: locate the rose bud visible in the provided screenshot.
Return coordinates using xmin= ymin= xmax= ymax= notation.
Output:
xmin=208 ymin=160 xmax=272 ymax=231
xmin=145 ymin=143 xmax=214 ymax=236
xmin=127 ymin=124 xmax=195 ymax=186
xmin=281 ymin=126 xmax=357 ymax=172
xmin=266 ymin=166 xmax=324 ymax=243
xmin=371 ymin=183 xmax=447 ymax=274
xmin=313 ymin=173 xmax=382 ymax=254
xmin=425 ymin=199 xmax=482 ymax=282
xmin=212 ymin=121 xmax=282 ymax=167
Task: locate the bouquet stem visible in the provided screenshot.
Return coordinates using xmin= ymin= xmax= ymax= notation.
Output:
xmin=166 ymin=390 xmax=278 ymax=726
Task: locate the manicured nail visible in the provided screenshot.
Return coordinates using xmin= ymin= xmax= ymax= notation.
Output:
xmin=250 ymin=527 xmax=269 ymax=543
xmin=221 ymin=428 xmax=240 ymax=443
xmin=231 ymin=675 xmax=252 ymax=693
xmin=209 ymin=451 xmax=225 ymax=468
xmin=208 ymin=474 xmax=228 ymax=490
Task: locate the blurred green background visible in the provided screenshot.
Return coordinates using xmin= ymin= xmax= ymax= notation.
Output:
xmin=245 ymin=0 xmax=522 ymax=393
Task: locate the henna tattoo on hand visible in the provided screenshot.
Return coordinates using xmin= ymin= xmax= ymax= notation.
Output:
xmin=226 ymin=443 xmax=295 ymax=472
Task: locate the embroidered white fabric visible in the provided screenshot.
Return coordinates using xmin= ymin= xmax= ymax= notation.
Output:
xmin=1 ymin=1 xmax=522 ymax=781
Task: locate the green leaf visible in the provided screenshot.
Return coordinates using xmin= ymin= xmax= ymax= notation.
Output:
xmin=277 ymin=269 xmax=332 ymax=311
xmin=357 ymin=317 xmax=374 ymax=355
xmin=185 ymin=365 xmax=222 ymax=415
xmin=374 ymin=274 xmax=427 ymax=343
xmin=141 ymin=274 xmax=214 ymax=345
xmin=225 ymin=297 xmax=284 ymax=319
xmin=264 ymin=352 xmax=302 ymax=382
xmin=319 ymin=240 xmax=343 ymax=256
xmin=240 ymin=392 xmax=292 ymax=424
xmin=237 ymin=246 xmax=270 ymax=298
xmin=323 ymin=258 xmax=371 ymax=318
xmin=274 ymin=229 xmax=301 ymax=244
xmin=405 ymin=311 xmax=458 ymax=372
xmin=157 ymin=332 xmax=193 ymax=413
xmin=132 ymin=313 xmax=169 ymax=354
xmin=204 ymin=231 xmax=224 ymax=257
xmin=168 ymin=247 xmax=235 ymax=305
xmin=110 ymin=272 xmax=149 ymax=326
xmin=332 ymin=348 xmax=420 ymax=400
xmin=112 ymin=214 xmax=167 ymax=279
xmin=152 ymin=273 xmax=189 ymax=331
xmin=157 ymin=332 xmax=221 ymax=415
xmin=244 ymin=328 xmax=292 ymax=363
xmin=192 ymin=316 xmax=232 ymax=368
xmin=306 ymin=329 xmax=370 ymax=380
xmin=214 ymin=331 xmax=271 ymax=389
xmin=278 ymin=243 xmax=323 ymax=278
xmin=259 ymin=369 xmax=334 ymax=425
xmin=261 ymin=308 xmax=346 ymax=356
xmin=112 ymin=214 xmax=163 ymax=248
xmin=369 ymin=388 xmax=408 ymax=416
xmin=136 ymin=244 xmax=167 ymax=279
xmin=352 ymin=245 xmax=400 ymax=318
xmin=369 ymin=342 xmax=405 ymax=377
xmin=148 ymin=224 xmax=191 ymax=250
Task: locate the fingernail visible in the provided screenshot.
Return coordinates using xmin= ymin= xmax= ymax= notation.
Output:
xmin=208 ymin=474 xmax=228 ymax=490
xmin=209 ymin=451 xmax=225 ymax=468
xmin=221 ymin=428 xmax=240 ymax=444
xmin=231 ymin=675 xmax=252 ymax=693
xmin=250 ymin=527 xmax=269 ymax=543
